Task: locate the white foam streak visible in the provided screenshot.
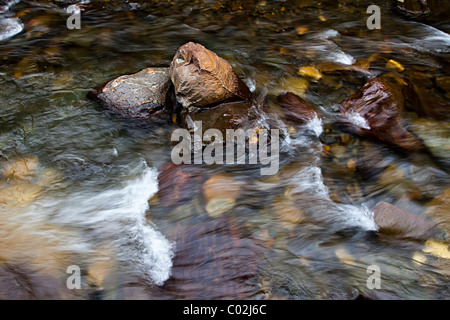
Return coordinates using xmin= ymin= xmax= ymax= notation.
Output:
xmin=291 ymin=166 xmax=378 ymax=231
xmin=35 ymin=162 xmax=173 ymax=285
xmin=346 ymin=112 xmax=370 ymax=130
xmin=0 ymin=17 xmax=23 ymax=41
xmin=305 ymin=116 xmax=323 ymax=137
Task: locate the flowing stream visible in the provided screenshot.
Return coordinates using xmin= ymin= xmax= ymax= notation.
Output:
xmin=0 ymin=0 xmax=449 ymax=299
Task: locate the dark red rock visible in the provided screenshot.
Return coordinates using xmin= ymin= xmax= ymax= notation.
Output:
xmin=162 ymin=217 xmax=259 ymax=299
xmin=339 ymin=77 xmax=424 ymax=151
xmin=277 ymin=92 xmax=319 ymax=124
xmin=372 ymin=201 xmax=435 ymax=239
xmin=170 ymin=42 xmax=252 ymax=109
xmin=156 ymin=163 xmax=204 ymax=208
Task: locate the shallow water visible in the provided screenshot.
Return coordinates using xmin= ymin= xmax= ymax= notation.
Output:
xmin=0 ymin=0 xmax=449 ymax=299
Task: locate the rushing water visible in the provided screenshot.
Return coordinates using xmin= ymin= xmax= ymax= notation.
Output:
xmin=0 ymin=0 xmax=449 ymax=299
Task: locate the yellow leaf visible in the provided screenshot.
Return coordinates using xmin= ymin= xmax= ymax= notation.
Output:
xmin=295 ymin=26 xmax=309 ymax=35
xmin=386 ymin=59 xmax=405 ymax=72
xmin=298 ymin=66 xmax=322 ymax=80
xmin=423 ymin=239 xmax=450 ymax=259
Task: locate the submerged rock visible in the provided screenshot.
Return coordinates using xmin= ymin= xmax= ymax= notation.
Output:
xmin=170 ymin=42 xmax=252 ymax=109
xmin=181 ymin=100 xmax=261 ymax=137
xmin=2 ymin=156 xmax=39 ymax=182
xmin=163 ymin=217 xmax=259 ymax=299
xmin=425 ymin=188 xmax=450 ymax=237
xmin=277 ymin=92 xmax=319 ymax=125
xmin=339 ymin=77 xmax=424 ymax=152
xmin=203 ymin=174 xmax=242 ymax=218
xmin=0 ymin=263 xmax=80 ymax=299
xmin=90 ymin=67 xmax=172 ymax=119
xmin=372 ymin=201 xmax=435 ymax=239
xmin=410 ymin=118 xmax=450 ymax=163
xmin=156 ymin=163 xmax=204 ymax=208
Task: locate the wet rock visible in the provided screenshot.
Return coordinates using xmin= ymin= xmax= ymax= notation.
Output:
xmin=170 ymin=42 xmax=252 ymax=108
xmin=156 ymin=163 xmax=204 ymax=208
xmin=90 ymin=67 xmax=172 ymax=119
xmin=277 ymin=92 xmax=319 ymax=125
xmin=339 ymin=77 xmax=424 ymax=152
xmin=203 ymin=174 xmax=241 ymax=217
xmin=163 ymin=217 xmax=259 ymax=299
xmin=181 ymin=100 xmax=261 ymax=137
xmin=372 ymin=201 xmax=435 ymax=239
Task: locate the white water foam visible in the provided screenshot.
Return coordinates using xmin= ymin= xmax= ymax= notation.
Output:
xmin=286 ymin=117 xmax=378 ymax=231
xmin=291 ymin=166 xmax=378 ymax=231
xmin=0 ymin=17 xmax=23 ymax=41
xmin=313 ymin=29 xmax=355 ymax=65
xmin=33 ymin=161 xmax=173 ymax=285
xmin=305 ymin=116 xmax=323 ymax=137
xmin=345 ymin=112 xmax=370 ymax=130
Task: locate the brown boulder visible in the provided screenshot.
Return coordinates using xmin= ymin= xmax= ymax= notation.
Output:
xmin=277 ymin=92 xmax=319 ymax=125
xmin=91 ymin=67 xmax=172 ymax=119
xmin=170 ymin=42 xmax=252 ymax=109
xmin=372 ymin=201 xmax=435 ymax=239
xmin=339 ymin=77 xmax=423 ymax=151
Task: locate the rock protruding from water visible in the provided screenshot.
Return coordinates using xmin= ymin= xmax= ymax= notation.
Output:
xmin=339 ymin=77 xmax=423 ymax=152
xmin=91 ymin=67 xmax=172 ymax=119
xmin=277 ymin=92 xmax=319 ymax=124
xmin=372 ymin=201 xmax=435 ymax=239
xmin=170 ymin=42 xmax=252 ymax=109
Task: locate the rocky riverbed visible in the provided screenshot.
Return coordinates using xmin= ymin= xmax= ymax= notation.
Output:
xmin=0 ymin=0 xmax=449 ymax=300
